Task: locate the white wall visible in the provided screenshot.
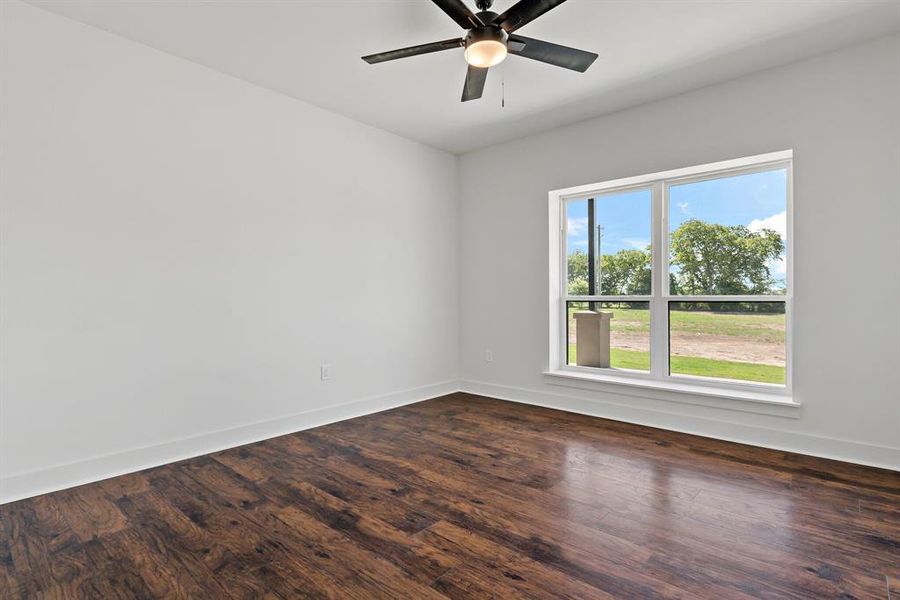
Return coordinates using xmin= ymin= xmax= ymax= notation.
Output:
xmin=0 ymin=1 xmax=459 ymax=502
xmin=2 ymin=3 xmax=898 ymax=505
xmin=459 ymin=34 xmax=900 ymax=469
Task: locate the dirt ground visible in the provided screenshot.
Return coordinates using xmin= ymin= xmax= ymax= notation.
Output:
xmin=610 ymin=331 xmax=785 ymax=366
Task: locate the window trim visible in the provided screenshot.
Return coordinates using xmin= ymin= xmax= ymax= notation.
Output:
xmin=549 ymin=150 xmax=794 ymax=405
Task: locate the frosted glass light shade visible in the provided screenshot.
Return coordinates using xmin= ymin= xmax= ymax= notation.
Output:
xmin=465 ymin=40 xmax=507 ymax=68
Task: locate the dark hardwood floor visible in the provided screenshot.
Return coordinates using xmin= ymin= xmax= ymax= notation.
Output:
xmin=2 ymin=393 xmax=898 ymax=599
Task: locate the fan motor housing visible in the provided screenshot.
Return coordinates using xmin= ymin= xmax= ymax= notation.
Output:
xmin=466 ymin=14 xmax=508 ymax=49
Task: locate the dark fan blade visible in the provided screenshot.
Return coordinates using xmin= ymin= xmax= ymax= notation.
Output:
xmin=461 ymin=65 xmax=488 ymax=102
xmin=362 ymin=38 xmax=463 ymax=64
xmin=432 ymin=0 xmax=484 ymax=29
xmin=495 ymin=0 xmax=567 ymax=33
xmin=508 ymin=34 xmax=597 ymax=72
xmin=508 ymin=38 xmax=527 ymax=52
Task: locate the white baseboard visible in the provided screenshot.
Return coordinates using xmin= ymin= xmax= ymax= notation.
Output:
xmin=4 ymin=377 xmax=896 ymax=504
xmin=460 ymin=379 xmax=900 ymax=472
xmin=0 ymin=380 xmax=459 ymax=504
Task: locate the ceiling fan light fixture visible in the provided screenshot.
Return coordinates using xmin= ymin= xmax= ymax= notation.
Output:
xmin=362 ymin=0 xmax=598 ymax=102
xmin=464 ymin=27 xmax=508 ymax=68
xmin=465 ymin=39 xmax=507 ymax=68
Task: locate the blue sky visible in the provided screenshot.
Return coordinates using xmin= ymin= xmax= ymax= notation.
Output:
xmin=567 ymin=168 xmax=787 ymax=279
xmin=566 ymin=189 xmax=651 ymax=255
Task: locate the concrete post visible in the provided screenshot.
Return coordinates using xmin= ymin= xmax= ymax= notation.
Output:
xmin=574 ymin=311 xmax=613 ymax=368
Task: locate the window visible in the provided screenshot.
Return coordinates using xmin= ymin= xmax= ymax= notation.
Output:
xmin=552 ymin=151 xmax=791 ymax=395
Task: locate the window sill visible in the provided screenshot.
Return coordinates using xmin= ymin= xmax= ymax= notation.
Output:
xmin=543 ymin=369 xmax=800 ymax=418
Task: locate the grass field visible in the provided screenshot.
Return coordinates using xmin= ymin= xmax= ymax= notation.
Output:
xmin=567 ymin=306 xmax=784 ymax=343
xmin=567 ymin=305 xmax=786 ymax=384
xmin=567 ymin=345 xmax=786 ymax=384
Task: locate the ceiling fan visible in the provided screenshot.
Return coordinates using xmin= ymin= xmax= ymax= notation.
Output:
xmin=362 ymin=0 xmax=597 ymax=102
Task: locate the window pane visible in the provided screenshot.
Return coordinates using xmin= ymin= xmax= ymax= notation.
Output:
xmin=565 ymin=199 xmax=590 ymax=295
xmin=668 ymin=301 xmax=785 ymax=385
xmin=567 ymin=301 xmax=650 ymax=372
xmin=668 ymin=169 xmax=787 ymax=295
xmin=566 ymin=189 xmax=652 ymax=296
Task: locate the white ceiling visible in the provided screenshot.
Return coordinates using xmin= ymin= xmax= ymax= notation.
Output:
xmin=26 ymin=0 xmax=900 ymax=154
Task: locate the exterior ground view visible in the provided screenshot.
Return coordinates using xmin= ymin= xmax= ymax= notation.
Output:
xmin=567 ymin=305 xmax=786 ymax=384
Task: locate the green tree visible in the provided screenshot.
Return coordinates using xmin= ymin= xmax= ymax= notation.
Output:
xmin=601 ymin=249 xmax=651 ymax=295
xmin=568 ymin=248 xmax=653 ymax=295
xmin=567 ymin=249 xmax=589 ymax=295
xmin=670 ymin=219 xmax=784 ymax=295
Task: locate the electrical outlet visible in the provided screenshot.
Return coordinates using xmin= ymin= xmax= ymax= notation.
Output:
xmin=485 ymin=349 xmax=493 ymax=363
xmin=320 ymin=364 xmax=331 ymax=381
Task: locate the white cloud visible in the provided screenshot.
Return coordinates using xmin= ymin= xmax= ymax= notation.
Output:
xmin=748 ymin=211 xmax=786 ymax=238
xmin=567 ymin=216 xmax=588 ymax=236
xmin=677 ymin=202 xmax=690 ymax=214
xmin=623 ymin=238 xmax=650 ymax=250
xmin=771 ymin=257 xmax=786 ymax=275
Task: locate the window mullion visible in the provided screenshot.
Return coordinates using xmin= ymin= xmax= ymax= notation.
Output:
xmin=650 ymin=181 xmax=667 ymax=378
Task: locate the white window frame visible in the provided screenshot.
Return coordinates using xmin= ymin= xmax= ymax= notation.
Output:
xmin=547 ymin=150 xmax=795 ymax=407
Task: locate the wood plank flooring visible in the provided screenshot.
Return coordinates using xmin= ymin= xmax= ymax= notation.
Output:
xmin=2 ymin=392 xmax=898 ymax=598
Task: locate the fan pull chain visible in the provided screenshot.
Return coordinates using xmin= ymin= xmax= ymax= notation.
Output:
xmin=501 ymin=64 xmax=505 ymax=108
